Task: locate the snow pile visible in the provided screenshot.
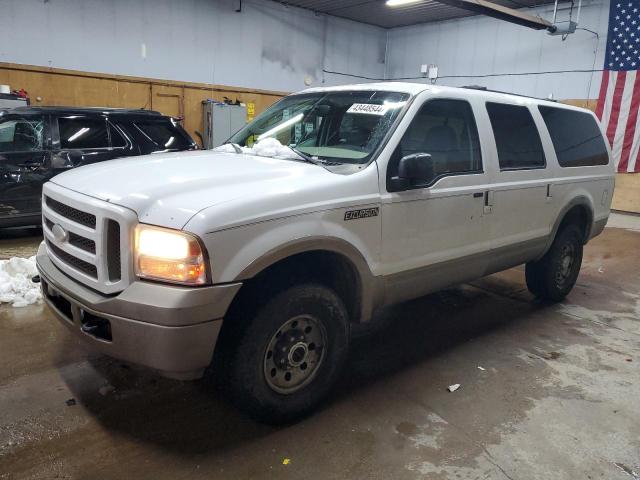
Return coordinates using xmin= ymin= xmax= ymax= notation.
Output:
xmin=0 ymin=256 xmax=42 ymax=307
xmin=214 ymin=137 xmax=299 ymax=159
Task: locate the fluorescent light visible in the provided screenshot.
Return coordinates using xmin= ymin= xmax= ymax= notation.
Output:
xmin=67 ymin=127 xmax=89 ymax=142
xmin=386 ymin=0 xmax=422 ymax=5
xmin=258 ymin=113 xmax=304 ymax=141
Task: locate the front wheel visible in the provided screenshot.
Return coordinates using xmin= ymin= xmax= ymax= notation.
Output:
xmin=224 ymin=283 xmax=349 ymax=424
xmin=526 ymin=224 xmax=584 ymax=301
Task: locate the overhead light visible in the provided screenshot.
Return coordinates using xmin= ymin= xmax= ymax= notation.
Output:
xmin=386 ymin=0 xmax=423 ymax=6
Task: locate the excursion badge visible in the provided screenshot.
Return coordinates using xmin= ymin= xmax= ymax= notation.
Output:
xmin=344 ymin=207 xmax=379 ymax=221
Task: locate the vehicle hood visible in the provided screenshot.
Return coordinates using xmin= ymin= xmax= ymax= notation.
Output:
xmin=50 ymin=150 xmax=336 ymax=229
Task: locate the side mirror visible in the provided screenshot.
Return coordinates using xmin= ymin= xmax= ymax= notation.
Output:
xmin=389 ymin=153 xmax=434 ymax=191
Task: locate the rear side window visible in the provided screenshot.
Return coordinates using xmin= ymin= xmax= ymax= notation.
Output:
xmin=538 ymin=106 xmax=609 ymax=167
xmin=134 ymin=119 xmax=191 ymax=151
xmin=486 ymin=103 xmax=545 ymax=170
xmin=59 ymin=117 xmax=109 ymax=149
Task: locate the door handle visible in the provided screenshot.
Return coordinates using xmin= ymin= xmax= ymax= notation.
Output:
xmin=473 ymin=192 xmax=483 ymax=198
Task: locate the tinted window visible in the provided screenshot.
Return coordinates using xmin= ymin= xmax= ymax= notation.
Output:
xmin=389 ymin=99 xmax=482 ymax=186
xmin=0 ymin=116 xmax=45 ymax=152
xmin=134 ymin=120 xmax=191 ymax=151
xmin=59 ymin=117 xmax=109 ymax=149
xmin=486 ymin=103 xmax=545 ymax=170
xmin=538 ymin=106 xmax=609 ymax=167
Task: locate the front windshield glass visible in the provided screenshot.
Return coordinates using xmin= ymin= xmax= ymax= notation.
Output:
xmin=228 ymin=90 xmax=410 ymax=164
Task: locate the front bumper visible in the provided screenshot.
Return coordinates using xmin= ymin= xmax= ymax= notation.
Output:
xmin=37 ymin=245 xmax=242 ymax=380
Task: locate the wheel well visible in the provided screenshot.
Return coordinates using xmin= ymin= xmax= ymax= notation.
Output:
xmin=227 ymin=250 xmax=362 ymax=324
xmin=558 ymin=204 xmax=592 ymax=242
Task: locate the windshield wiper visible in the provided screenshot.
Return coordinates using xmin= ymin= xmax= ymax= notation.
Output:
xmin=288 ymin=146 xmax=322 ymax=165
xmin=224 ymin=142 xmax=243 ymax=154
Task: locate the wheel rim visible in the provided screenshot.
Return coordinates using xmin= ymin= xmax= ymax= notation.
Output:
xmin=263 ymin=314 xmax=327 ymax=394
xmin=555 ymin=242 xmax=576 ymax=287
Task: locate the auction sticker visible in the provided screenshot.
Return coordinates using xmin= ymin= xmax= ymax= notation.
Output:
xmin=346 ymin=103 xmax=389 ymax=115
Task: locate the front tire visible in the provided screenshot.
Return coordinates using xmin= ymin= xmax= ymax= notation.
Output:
xmin=224 ymin=283 xmax=349 ymax=424
xmin=526 ymin=224 xmax=584 ymax=301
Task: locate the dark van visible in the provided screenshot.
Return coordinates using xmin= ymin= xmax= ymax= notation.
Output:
xmin=0 ymin=106 xmax=197 ymax=227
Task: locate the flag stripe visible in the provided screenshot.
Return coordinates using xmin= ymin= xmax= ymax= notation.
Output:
xmin=619 ymin=72 xmax=640 ymax=172
xmin=611 ymin=71 xmax=636 ymax=169
xmin=601 ymin=71 xmax=618 ymax=135
xmin=606 ymin=71 xmax=626 ymax=148
xmin=595 ymin=70 xmax=609 ymax=120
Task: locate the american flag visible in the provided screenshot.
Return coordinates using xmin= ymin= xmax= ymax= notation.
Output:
xmin=596 ymin=0 xmax=640 ymax=172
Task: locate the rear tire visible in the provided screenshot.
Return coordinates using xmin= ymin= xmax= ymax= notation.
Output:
xmin=223 ymin=283 xmax=349 ymax=424
xmin=526 ymin=224 xmax=584 ymax=301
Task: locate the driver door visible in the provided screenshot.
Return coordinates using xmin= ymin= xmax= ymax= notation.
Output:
xmin=380 ymin=97 xmax=493 ymax=304
xmin=0 ymin=114 xmax=50 ymax=222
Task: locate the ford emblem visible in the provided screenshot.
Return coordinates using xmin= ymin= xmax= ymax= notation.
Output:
xmin=52 ymin=223 xmax=68 ymax=243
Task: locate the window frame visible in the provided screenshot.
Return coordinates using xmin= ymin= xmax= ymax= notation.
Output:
xmin=485 ymin=101 xmax=547 ymax=172
xmin=537 ymin=105 xmax=610 ymax=169
xmin=386 ymin=97 xmax=484 ymax=192
xmin=106 ymin=119 xmax=131 ymax=150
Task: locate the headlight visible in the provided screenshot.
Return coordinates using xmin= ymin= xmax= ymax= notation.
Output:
xmin=134 ymin=224 xmax=209 ymax=285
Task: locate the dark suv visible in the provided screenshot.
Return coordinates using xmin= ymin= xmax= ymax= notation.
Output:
xmin=0 ymin=106 xmax=197 ymax=227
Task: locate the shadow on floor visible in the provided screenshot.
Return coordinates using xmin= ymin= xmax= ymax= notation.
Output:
xmin=56 ymin=279 xmax=556 ymax=455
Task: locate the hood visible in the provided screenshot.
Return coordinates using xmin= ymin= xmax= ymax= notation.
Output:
xmin=50 ymin=150 xmax=331 ymax=229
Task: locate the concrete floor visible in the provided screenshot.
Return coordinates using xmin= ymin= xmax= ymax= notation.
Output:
xmin=1 ymin=222 xmax=639 ymax=480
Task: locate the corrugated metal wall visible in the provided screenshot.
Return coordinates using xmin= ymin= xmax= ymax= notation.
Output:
xmin=0 ymin=0 xmax=386 ymax=93
xmin=385 ymin=0 xmax=610 ymax=100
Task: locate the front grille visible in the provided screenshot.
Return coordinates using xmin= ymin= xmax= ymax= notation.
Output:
xmin=46 ymin=240 xmax=98 ymax=278
xmin=42 ymin=185 xmax=134 ymax=294
xmin=68 ymin=232 xmax=96 ymax=253
xmin=46 ymin=196 xmax=96 ymax=229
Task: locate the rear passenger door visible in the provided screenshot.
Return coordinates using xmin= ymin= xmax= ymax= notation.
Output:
xmin=482 ymin=101 xmax=551 ymax=272
xmin=51 ymin=115 xmax=124 ymax=170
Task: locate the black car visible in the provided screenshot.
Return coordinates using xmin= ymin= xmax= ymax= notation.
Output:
xmin=0 ymin=106 xmax=197 ymax=227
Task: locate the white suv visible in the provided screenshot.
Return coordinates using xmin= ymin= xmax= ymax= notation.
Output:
xmin=36 ymin=83 xmax=614 ymax=423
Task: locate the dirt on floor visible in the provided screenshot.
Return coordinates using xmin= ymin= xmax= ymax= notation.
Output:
xmin=0 ymin=225 xmax=639 ymax=480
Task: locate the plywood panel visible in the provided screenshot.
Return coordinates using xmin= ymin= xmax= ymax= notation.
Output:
xmin=0 ymin=62 xmax=286 ymax=145
xmin=612 ymin=174 xmax=640 ymax=214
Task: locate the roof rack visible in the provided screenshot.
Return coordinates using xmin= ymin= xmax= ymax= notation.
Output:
xmin=461 ymin=85 xmax=557 ymax=102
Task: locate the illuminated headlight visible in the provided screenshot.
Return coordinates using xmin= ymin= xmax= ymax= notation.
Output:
xmin=134 ymin=224 xmax=209 ymax=285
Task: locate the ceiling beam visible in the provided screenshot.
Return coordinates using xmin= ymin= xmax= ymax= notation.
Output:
xmin=432 ymin=0 xmax=554 ymax=30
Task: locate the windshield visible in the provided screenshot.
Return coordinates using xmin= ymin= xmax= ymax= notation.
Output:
xmin=228 ymin=90 xmax=410 ymax=164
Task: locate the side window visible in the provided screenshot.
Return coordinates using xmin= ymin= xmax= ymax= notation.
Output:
xmin=0 ymin=116 xmax=45 ymax=152
xmin=486 ymin=103 xmax=545 ymax=170
xmin=133 ymin=120 xmax=191 ymax=151
xmin=58 ymin=117 xmax=109 ymax=150
xmin=538 ymin=106 xmax=609 ymax=167
xmin=389 ymin=98 xmax=482 ymax=186
xmin=108 ymin=123 xmax=127 ymax=148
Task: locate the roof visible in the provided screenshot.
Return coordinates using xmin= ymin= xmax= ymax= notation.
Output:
xmin=0 ymin=106 xmax=163 ymax=116
xmin=277 ymin=0 xmax=556 ymax=29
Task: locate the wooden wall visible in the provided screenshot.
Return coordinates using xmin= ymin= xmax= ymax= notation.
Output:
xmin=0 ymin=62 xmax=286 ymax=145
xmin=563 ymin=99 xmax=640 ymax=214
